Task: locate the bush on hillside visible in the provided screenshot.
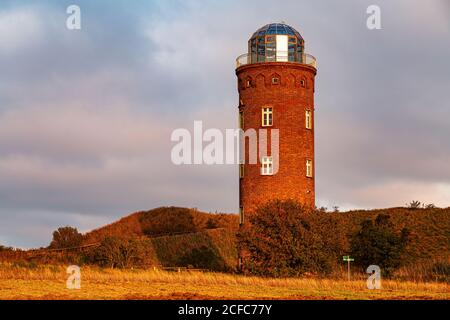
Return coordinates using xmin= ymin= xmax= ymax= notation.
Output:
xmin=206 ymin=218 xmax=218 ymax=229
xmin=90 ymin=236 xmax=146 ymax=268
xmin=407 ymin=200 xmax=422 ymax=209
xmin=49 ymin=226 xmax=83 ymax=249
xmin=0 ymin=245 xmax=13 ymax=252
xmin=177 ymin=245 xmax=227 ymax=271
xmin=237 ymin=200 xmax=346 ymax=277
xmin=350 ymin=214 xmax=409 ymax=276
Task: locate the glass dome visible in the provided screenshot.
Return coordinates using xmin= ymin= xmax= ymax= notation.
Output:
xmin=248 ymin=23 xmax=305 ymax=64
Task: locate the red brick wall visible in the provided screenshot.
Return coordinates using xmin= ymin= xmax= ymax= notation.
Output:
xmin=236 ymin=62 xmax=317 ymax=218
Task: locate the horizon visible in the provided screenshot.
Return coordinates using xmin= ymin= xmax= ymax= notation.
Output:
xmin=5 ymin=203 xmax=450 ymax=250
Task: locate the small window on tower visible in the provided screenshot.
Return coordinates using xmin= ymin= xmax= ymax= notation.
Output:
xmin=246 ymin=79 xmax=252 ymax=88
xmin=239 ymin=207 xmax=244 ymax=225
xmin=262 ymin=107 xmax=273 ymax=126
xmin=272 ymin=77 xmax=279 ymax=85
xmin=300 ymin=79 xmax=306 ymax=87
xmin=305 ymin=110 xmax=312 ymax=129
xmin=239 ymin=164 xmax=244 ymax=178
xmin=261 ymin=156 xmax=273 ymax=175
xmin=239 ymin=111 xmax=244 ymax=129
xmin=306 ymin=159 xmax=313 ymax=178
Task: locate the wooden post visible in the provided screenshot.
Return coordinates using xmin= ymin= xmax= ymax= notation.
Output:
xmin=343 ymin=256 xmax=354 ymax=281
xmin=347 ymin=259 xmax=350 ymax=281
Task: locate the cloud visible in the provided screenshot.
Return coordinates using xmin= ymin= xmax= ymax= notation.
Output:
xmin=0 ymin=8 xmax=43 ymax=53
xmin=0 ymin=209 xmax=111 ymax=248
xmin=0 ymin=0 xmax=449 ymax=247
xmin=389 ymin=0 xmax=450 ymax=37
xmin=0 ymin=105 xmax=165 ymax=161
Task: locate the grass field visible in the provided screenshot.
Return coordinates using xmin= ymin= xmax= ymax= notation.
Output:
xmin=0 ymin=264 xmax=448 ymax=300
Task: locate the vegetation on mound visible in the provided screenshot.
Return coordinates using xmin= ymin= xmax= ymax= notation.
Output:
xmin=238 ymin=200 xmax=347 ymax=277
xmin=0 ymin=204 xmax=448 ymax=281
xmin=49 ymin=226 xmax=83 ymax=249
xmin=82 ymin=206 xmax=237 ymax=244
xmin=350 ymin=213 xmax=409 ymax=276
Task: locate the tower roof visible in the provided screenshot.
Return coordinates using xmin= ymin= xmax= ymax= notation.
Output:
xmin=236 ymin=22 xmax=316 ymax=69
xmin=250 ymin=23 xmax=303 ymax=41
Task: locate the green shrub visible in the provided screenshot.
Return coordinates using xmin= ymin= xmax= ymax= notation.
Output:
xmin=90 ymin=236 xmax=146 ymax=268
xmin=0 ymin=245 xmax=13 ymax=252
xmin=237 ymin=200 xmax=346 ymax=277
xmin=350 ymin=214 xmax=409 ymax=276
xmin=49 ymin=226 xmax=83 ymax=249
xmin=177 ymin=245 xmax=226 ymax=271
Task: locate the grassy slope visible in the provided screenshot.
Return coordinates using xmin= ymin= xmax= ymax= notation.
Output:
xmin=80 ymin=207 xmax=239 ymax=270
xmin=330 ymin=208 xmax=450 ymax=262
xmin=83 ymin=207 xmax=238 ymax=243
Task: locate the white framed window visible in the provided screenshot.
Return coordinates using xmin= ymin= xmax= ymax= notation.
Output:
xmin=239 ymin=164 xmax=244 ymax=178
xmin=306 ymin=159 xmax=313 ymax=178
xmin=305 ymin=110 xmax=312 ymax=129
xmin=261 ymin=156 xmax=273 ymax=175
xmin=262 ymin=107 xmax=273 ymax=126
xmin=272 ymin=77 xmax=279 ymax=85
xmin=239 ymin=206 xmax=244 ymax=225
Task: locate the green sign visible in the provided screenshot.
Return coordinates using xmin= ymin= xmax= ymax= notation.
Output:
xmin=343 ymin=256 xmax=354 ymax=262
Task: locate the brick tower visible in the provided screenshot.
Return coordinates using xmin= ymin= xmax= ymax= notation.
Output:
xmin=236 ymin=23 xmax=317 ymax=230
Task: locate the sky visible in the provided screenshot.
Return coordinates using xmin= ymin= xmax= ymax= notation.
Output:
xmin=0 ymin=0 xmax=449 ymax=248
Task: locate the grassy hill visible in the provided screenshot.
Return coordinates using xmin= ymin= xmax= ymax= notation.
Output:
xmin=80 ymin=207 xmax=239 ymax=270
xmin=329 ymin=207 xmax=450 ymax=263
xmin=0 ymin=206 xmax=448 ymax=278
xmin=83 ymin=207 xmax=238 ymax=243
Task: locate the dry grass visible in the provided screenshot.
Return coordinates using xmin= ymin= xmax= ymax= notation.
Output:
xmin=0 ymin=264 xmax=448 ymax=300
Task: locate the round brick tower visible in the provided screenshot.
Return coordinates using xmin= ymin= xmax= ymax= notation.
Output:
xmin=236 ymin=23 xmax=317 ymax=229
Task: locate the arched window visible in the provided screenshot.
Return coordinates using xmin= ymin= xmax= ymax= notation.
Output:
xmin=245 ymin=76 xmax=253 ymax=88
xmin=300 ymin=76 xmax=307 ymax=88
xmin=271 ymin=73 xmax=281 ymax=85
